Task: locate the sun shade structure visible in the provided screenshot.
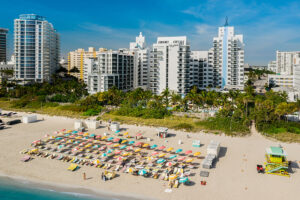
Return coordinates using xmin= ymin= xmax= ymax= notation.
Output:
xmin=128 ymin=141 xmax=135 ymax=145
xmin=158 ymin=146 xmax=166 ymax=150
xmin=166 ymin=147 xmax=174 ymax=152
xmin=193 ymin=152 xmax=201 ymax=157
xmin=152 ymin=151 xmax=159 ymax=156
xmin=175 ymin=149 xmax=183 ymax=154
xmin=169 ymin=155 xmax=177 ymax=159
xmin=157 ymin=158 xmax=166 ymax=164
xmin=185 ymin=150 xmax=192 ymax=155
xmin=150 ymin=144 xmax=158 ymax=149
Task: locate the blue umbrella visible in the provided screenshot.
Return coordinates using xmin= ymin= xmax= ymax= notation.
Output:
xmin=120 ymin=145 xmax=127 ymax=150
xmin=107 ymin=149 xmax=113 ymax=154
xmin=157 ymin=159 xmax=166 ymax=164
xmin=179 ymin=177 xmax=188 ymax=183
xmin=93 ymin=144 xmax=100 ymax=148
xmin=101 ymin=153 xmax=107 ymax=157
xmin=84 ymin=136 xmax=89 ymax=139
xmin=72 ymin=131 xmax=78 ymax=134
xmin=65 ymin=134 xmax=70 ymax=137
xmin=115 ymin=130 xmax=120 ymax=133
xmin=107 ymin=137 xmax=114 ymax=141
xmin=150 ymin=144 xmax=158 ymax=149
xmin=128 ymin=141 xmax=135 ymax=145
xmin=169 ymin=155 xmax=177 ymax=159
xmin=58 ymin=144 xmax=64 ymax=149
xmin=90 ymin=134 xmax=96 ymax=137
xmin=138 ymin=169 xmax=147 ymax=176
xmin=74 ymin=141 xmax=80 ymax=144
xmin=55 ymin=137 xmax=62 ymax=140
xmin=175 ymin=149 xmax=183 ymax=154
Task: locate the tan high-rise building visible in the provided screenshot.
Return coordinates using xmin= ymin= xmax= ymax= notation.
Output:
xmin=68 ymin=47 xmax=107 ymax=80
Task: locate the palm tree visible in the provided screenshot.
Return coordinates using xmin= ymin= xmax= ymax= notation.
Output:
xmin=161 ymin=88 xmax=170 ymax=109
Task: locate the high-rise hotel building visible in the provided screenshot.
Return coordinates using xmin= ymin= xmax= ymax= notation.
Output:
xmin=212 ymin=20 xmax=244 ymax=90
xmin=14 ymin=14 xmax=59 ymax=83
xmin=149 ymin=36 xmax=191 ymax=95
xmin=0 ymin=28 xmax=8 ymax=63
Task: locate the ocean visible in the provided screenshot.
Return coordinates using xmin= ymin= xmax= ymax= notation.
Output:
xmin=0 ymin=176 xmax=115 ymax=200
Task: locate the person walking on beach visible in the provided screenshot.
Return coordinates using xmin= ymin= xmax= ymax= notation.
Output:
xmin=83 ymin=172 xmax=86 ymax=180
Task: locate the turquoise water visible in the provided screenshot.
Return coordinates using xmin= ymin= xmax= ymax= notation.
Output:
xmin=0 ymin=176 xmax=112 ymax=200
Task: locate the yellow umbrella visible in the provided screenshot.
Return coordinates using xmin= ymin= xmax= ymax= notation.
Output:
xmin=93 ymin=159 xmax=100 ymax=165
xmin=75 ymin=136 xmax=82 ymax=139
xmin=185 ymin=158 xmax=194 ymax=163
xmin=128 ymin=168 xmax=133 ymax=173
xmin=83 ymin=133 xmax=89 ymax=136
xmin=122 ymin=152 xmax=129 ymax=157
xmin=121 ymin=140 xmax=128 ymax=144
xmin=113 ymin=144 xmax=120 ymax=148
xmin=169 ymin=174 xmax=177 ymax=180
xmin=166 ymin=147 xmax=174 ymax=152
xmin=101 ymin=136 xmax=107 ymax=140
xmin=193 ymin=152 xmax=201 ymax=157
xmin=134 ymin=148 xmax=141 ymax=153
xmin=123 ymin=132 xmax=129 ymax=136
xmin=67 ymin=130 xmax=72 ymax=133
xmin=142 ymin=143 xmax=149 ymax=148
xmin=158 ymin=153 xmax=166 ymax=158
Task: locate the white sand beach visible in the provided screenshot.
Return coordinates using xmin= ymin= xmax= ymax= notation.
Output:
xmin=0 ymin=111 xmax=299 ymax=200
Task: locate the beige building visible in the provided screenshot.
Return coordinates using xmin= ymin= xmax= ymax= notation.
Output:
xmin=68 ymin=47 xmax=107 ymax=80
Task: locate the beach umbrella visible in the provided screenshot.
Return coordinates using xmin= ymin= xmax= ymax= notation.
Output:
xmin=106 ymin=142 xmax=113 ymax=146
xmin=134 ymin=148 xmax=142 ymax=153
xmin=58 ymin=144 xmax=65 ymax=149
xmin=107 ymin=137 xmax=114 ymax=141
xmin=72 ymin=131 xmax=78 ymax=134
xmin=193 ymin=152 xmax=201 ymax=157
xmin=67 ymin=130 xmax=72 ymax=133
xmin=169 ymin=155 xmax=177 ymax=159
xmin=116 ymin=156 xmax=124 ymax=161
xmin=123 ymin=132 xmax=129 ymax=136
xmin=64 ymin=133 xmax=70 ymax=137
xmin=179 ymin=177 xmax=188 ymax=183
xmin=96 ymin=135 xmax=101 ymax=139
xmin=115 ymin=130 xmax=121 ymax=134
xmin=93 ymin=144 xmax=100 ymax=148
xmin=107 ymin=149 xmax=113 ymax=154
xmin=99 ymin=146 xmax=107 ymax=151
xmin=50 ymin=136 xmax=55 ymax=139
xmin=93 ymin=159 xmax=100 ymax=165
xmin=147 ymin=156 xmax=154 ymax=161
xmin=84 ymin=137 xmax=89 ymax=139
xmin=178 ymin=157 xmax=186 ymax=161
xmin=151 ymin=151 xmax=159 ymax=156
xmin=74 ymin=141 xmax=80 ymax=144
xmin=90 ymin=134 xmax=96 ymax=138
xmin=101 ymin=153 xmax=108 ymax=157
xmin=135 ymin=142 xmax=143 ymax=147
xmin=122 ymin=152 xmax=129 ymax=157
xmin=158 ymin=146 xmax=166 ymax=150
xmin=169 ymin=174 xmax=177 ymax=180
xmin=138 ymin=169 xmax=147 ymax=176
xmin=78 ymin=132 xmax=84 ymax=135
xmin=113 ymin=138 xmax=120 ymax=142
xmin=165 ymin=162 xmax=173 ymax=167
xmin=55 ymin=137 xmax=62 ymax=140
xmin=185 ymin=150 xmax=192 ymax=155
xmin=75 ymin=136 xmax=82 ymax=139
xmin=128 ymin=168 xmax=134 ymax=173
xmin=157 ymin=158 xmax=166 ymax=164
xmin=175 ymin=149 xmax=183 ymax=154
xmin=136 ymin=133 xmax=142 ymax=137
xmin=185 ymin=158 xmax=194 ymax=163
xmin=166 ymin=147 xmax=174 ymax=152
xmin=121 ymin=140 xmax=128 ymax=144
xmin=128 ymin=141 xmax=135 ymax=145
xmin=126 ymin=146 xmax=134 ymax=151
xmin=158 ymin=153 xmax=166 ymax=158
xmin=120 ymin=145 xmax=127 ymax=150
xmin=150 ymin=144 xmax=158 ymax=149
xmin=101 ymin=136 xmax=107 ymax=140
xmin=60 ymin=129 xmax=66 ymax=132
xmin=115 ymin=150 xmax=122 ymax=155
xmin=113 ymin=144 xmax=120 ymax=148
xmin=142 ymin=143 xmax=149 ymax=148
xmin=83 ymin=133 xmax=89 ymax=136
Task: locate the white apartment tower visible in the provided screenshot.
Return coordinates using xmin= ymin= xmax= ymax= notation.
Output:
xmin=150 ymin=36 xmax=191 ymax=95
xmin=14 ymin=14 xmax=59 ymax=83
xmin=84 ymin=50 xmax=134 ymax=94
xmin=129 ymin=32 xmax=150 ymax=90
xmin=276 ymin=51 xmax=300 ymax=75
xmin=212 ymin=19 xmax=244 ymax=90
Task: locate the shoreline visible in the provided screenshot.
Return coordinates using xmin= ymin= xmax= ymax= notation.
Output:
xmin=0 ymin=172 xmax=147 ymax=200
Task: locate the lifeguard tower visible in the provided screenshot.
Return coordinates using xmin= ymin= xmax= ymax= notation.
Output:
xmin=265 ymin=146 xmax=289 ymax=177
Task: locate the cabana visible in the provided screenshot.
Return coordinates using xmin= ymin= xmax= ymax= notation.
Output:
xmin=157 ymin=127 xmax=169 ymax=138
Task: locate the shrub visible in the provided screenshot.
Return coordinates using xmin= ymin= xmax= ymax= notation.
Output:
xmin=82 ymin=108 xmax=102 ymax=116
xmin=172 ymin=123 xmax=194 ymax=131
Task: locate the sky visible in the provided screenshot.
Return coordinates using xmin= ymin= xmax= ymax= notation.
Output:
xmin=1 ymin=0 xmax=300 ymax=65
